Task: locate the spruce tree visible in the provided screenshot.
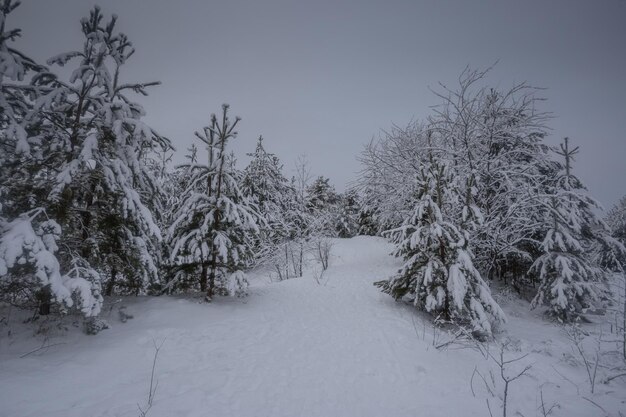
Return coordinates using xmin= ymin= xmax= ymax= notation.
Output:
xmin=0 ymin=0 xmax=102 ymax=316
xmin=602 ymin=196 xmax=626 ymax=359
xmin=38 ymin=7 xmax=172 ymax=295
xmin=307 ymin=176 xmax=339 ymax=213
xmin=335 ymin=190 xmax=360 ymax=238
xmin=357 ymin=204 xmax=379 ymax=236
xmin=606 ymin=197 xmax=626 ymax=245
xmin=376 ymin=155 xmax=505 ymax=335
xmin=241 ymin=136 xmax=291 ymax=261
xmin=169 ymin=105 xmax=260 ymax=300
xmin=306 ymin=176 xmax=339 ymax=236
xmin=242 ymin=136 xmax=290 ymax=215
xmin=530 ymin=138 xmax=606 ymax=321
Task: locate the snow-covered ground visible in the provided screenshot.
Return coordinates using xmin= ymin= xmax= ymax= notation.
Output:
xmin=0 ymin=236 xmax=624 ymax=417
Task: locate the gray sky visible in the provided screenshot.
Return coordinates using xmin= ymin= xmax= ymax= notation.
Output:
xmin=12 ymin=0 xmax=626 ymax=209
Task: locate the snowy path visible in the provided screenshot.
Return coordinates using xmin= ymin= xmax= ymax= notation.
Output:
xmin=1 ymin=237 xmax=624 ymax=416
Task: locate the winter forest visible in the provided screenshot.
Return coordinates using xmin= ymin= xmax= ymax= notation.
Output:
xmin=1 ymin=2 xmax=626 ymax=417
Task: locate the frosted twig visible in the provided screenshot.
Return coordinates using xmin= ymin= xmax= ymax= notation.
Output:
xmin=603 ymin=372 xmax=626 ymax=384
xmin=470 ymin=366 xmax=495 ymax=398
xmin=550 ymin=365 xmax=579 ymax=395
xmin=485 ymin=398 xmax=494 ymax=417
xmin=538 ymin=387 xmax=559 ymax=417
xmin=137 ymin=338 xmax=166 ymax=417
xmin=20 ymin=341 xmax=66 ymax=358
xmin=582 ymin=396 xmax=608 ymax=416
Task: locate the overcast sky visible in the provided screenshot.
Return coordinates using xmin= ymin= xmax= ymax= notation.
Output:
xmin=12 ymin=0 xmax=626 ymax=208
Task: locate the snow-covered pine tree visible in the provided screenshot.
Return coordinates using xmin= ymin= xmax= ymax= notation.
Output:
xmin=157 ymin=147 xmax=201 ymax=293
xmin=169 ymin=105 xmax=260 ymax=300
xmin=0 ymin=210 xmax=102 ymax=317
xmin=356 ymin=203 xmax=379 ymax=236
xmin=242 ymin=136 xmax=290 ymax=213
xmin=375 ymin=152 xmax=505 ymax=335
xmin=307 ymin=176 xmax=339 ymax=236
xmin=241 ymin=136 xmax=292 ymax=263
xmin=0 ymin=0 xmax=51 ymax=224
xmin=133 ymin=147 xmax=177 ymax=295
xmin=1 ymin=0 xmax=43 ymax=221
xmin=607 ymin=196 xmax=626 ymax=245
xmin=602 ymin=196 xmax=626 ymax=360
xmin=306 ymin=176 xmax=338 ymax=210
xmin=595 ymin=196 xmax=626 ymax=281
xmin=335 ymin=190 xmax=360 ymax=238
xmin=530 ymin=138 xmax=606 ymax=321
xmin=38 ymin=7 xmax=172 ymax=295
xmin=0 ymin=0 xmax=102 ymax=316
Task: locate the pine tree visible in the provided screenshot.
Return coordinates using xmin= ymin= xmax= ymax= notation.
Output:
xmin=602 ymin=196 xmax=626 ymax=360
xmin=593 ymin=198 xmax=626 ymax=283
xmin=169 ymin=105 xmax=260 ymax=300
xmin=0 ymin=0 xmax=49 ymax=223
xmin=158 ymin=149 xmax=199 ymax=293
xmin=0 ymin=0 xmax=102 ymax=316
xmin=307 ymin=176 xmax=338 ymax=212
xmin=357 ymin=204 xmax=379 ymax=236
xmin=133 ymin=147 xmax=176 ymax=295
xmin=242 ymin=136 xmax=290 ymax=214
xmin=335 ymin=190 xmax=360 ymax=238
xmin=376 ymin=155 xmax=505 ymax=335
xmin=530 ymin=138 xmax=606 ymax=321
xmin=306 ymin=176 xmax=339 ymax=236
xmin=607 ymin=196 xmax=626 ymax=245
xmin=37 ymin=7 xmax=172 ymax=295
xmin=241 ymin=136 xmax=292 ymax=261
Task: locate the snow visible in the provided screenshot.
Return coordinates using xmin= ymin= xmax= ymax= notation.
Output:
xmin=0 ymin=236 xmax=624 ymax=417
xmin=0 ymin=215 xmax=102 ymax=316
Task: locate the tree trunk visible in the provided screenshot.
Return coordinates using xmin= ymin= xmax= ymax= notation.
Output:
xmin=81 ymin=186 xmax=95 ymax=260
xmin=439 ymin=239 xmax=450 ymax=321
xmin=206 ymin=256 xmax=216 ymax=301
xmin=81 ymin=211 xmax=92 ymax=260
xmin=37 ymin=285 xmax=52 ymax=316
xmin=623 ymin=272 xmax=625 ymax=361
xmin=207 ymin=253 xmax=217 ymax=301
xmin=298 ymin=241 xmax=304 ymax=277
xmin=105 ymin=268 xmax=117 ymax=296
xmin=443 ymin=291 xmax=451 ymax=321
xmin=285 ymin=244 xmax=290 ymax=279
xmin=200 ymin=263 xmax=208 ymax=292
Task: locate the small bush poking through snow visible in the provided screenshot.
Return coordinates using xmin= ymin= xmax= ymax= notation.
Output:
xmin=83 ymin=317 xmax=109 ymax=335
xmin=227 ymin=271 xmax=249 ymax=298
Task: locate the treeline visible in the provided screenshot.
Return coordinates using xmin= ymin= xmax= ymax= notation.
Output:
xmin=0 ymin=3 xmax=366 ymax=323
xmin=359 ymin=68 xmax=626 ymax=334
xmin=163 ymin=130 xmax=364 ymax=299
xmin=1 ymin=2 xmax=625 ymax=339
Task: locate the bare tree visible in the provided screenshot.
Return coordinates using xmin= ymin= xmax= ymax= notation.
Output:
xmin=313 ymin=238 xmax=333 ymax=272
xmin=471 ymin=341 xmax=532 ymax=417
xmin=538 ymin=387 xmax=560 ymax=417
xmin=290 ymin=155 xmax=314 ymax=278
xmin=565 ymin=325 xmax=601 ymax=394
